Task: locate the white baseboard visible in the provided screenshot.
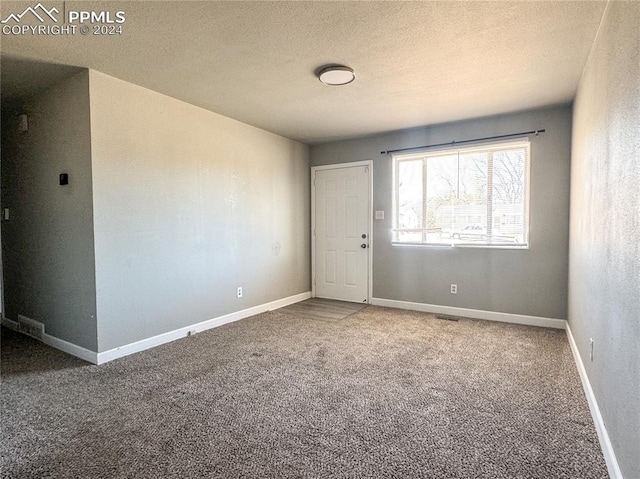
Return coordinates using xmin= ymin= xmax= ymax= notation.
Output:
xmin=42 ymin=333 xmax=98 ymax=364
xmin=96 ymin=291 xmax=311 ymax=364
xmin=2 ymin=292 xmax=311 ymax=366
xmin=1 ymin=316 xmax=19 ymax=331
xmin=2 ymin=316 xmax=98 ymax=363
xmin=566 ymin=324 xmax=623 ymax=479
xmin=370 ymin=298 xmax=566 ymax=329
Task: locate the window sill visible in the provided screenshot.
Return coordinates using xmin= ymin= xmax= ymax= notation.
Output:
xmin=391 ymin=242 xmax=529 ymax=250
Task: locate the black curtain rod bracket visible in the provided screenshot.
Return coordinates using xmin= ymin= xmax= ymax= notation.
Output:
xmin=380 ymin=129 xmax=545 ymax=155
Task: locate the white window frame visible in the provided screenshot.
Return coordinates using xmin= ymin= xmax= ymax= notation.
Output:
xmin=392 ymin=139 xmax=531 ymax=249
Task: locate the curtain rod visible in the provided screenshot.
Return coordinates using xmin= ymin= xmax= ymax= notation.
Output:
xmin=380 ymin=129 xmax=545 ymax=155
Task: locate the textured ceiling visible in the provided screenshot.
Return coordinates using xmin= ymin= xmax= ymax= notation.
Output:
xmin=1 ymin=1 xmax=607 ymax=144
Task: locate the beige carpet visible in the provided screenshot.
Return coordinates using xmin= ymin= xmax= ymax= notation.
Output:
xmin=1 ymin=306 xmax=608 ymax=478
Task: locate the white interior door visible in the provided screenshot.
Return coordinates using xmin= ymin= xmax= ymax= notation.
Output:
xmin=313 ymin=165 xmax=370 ymax=303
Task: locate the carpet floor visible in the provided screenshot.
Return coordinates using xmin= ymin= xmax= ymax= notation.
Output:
xmin=1 ymin=306 xmax=608 ymax=478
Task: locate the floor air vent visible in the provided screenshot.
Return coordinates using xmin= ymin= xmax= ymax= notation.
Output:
xmin=17 ymin=315 xmax=45 ymax=341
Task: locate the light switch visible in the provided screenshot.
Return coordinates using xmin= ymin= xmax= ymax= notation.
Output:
xmin=3 ymin=208 xmax=9 ymax=220
xmin=375 ymin=210 xmax=385 ymax=220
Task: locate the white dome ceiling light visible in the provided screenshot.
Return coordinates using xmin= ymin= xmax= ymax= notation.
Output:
xmin=317 ymin=65 xmax=355 ymax=86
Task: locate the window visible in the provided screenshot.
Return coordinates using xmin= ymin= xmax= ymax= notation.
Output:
xmin=393 ymin=140 xmax=530 ymax=247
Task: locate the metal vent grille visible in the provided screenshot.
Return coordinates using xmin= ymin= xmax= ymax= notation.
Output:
xmin=17 ymin=315 xmax=45 ymax=341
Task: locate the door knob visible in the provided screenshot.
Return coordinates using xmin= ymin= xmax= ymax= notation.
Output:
xmin=361 ymin=243 xmax=368 ymax=248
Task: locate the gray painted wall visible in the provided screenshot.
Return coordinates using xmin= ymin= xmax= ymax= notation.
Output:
xmin=569 ymin=2 xmax=640 ymax=477
xmin=88 ymin=71 xmax=310 ymax=352
xmin=0 ymin=70 xmax=98 ymax=350
xmin=311 ymin=106 xmax=571 ymax=319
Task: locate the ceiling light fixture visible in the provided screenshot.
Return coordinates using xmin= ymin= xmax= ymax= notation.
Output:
xmin=317 ymin=65 xmax=355 ymax=86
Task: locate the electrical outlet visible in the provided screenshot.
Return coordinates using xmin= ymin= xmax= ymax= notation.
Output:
xmin=590 ymin=338 xmax=594 ymax=362
xmin=237 ymin=286 xmax=243 ymax=298
xmin=450 ymin=284 xmax=457 ymax=294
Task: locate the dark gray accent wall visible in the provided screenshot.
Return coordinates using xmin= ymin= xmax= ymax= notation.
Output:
xmin=570 ymin=2 xmax=640 ymax=477
xmin=311 ymin=106 xmax=572 ymax=319
xmin=1 ymin=70 xmax=98 ymax=350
